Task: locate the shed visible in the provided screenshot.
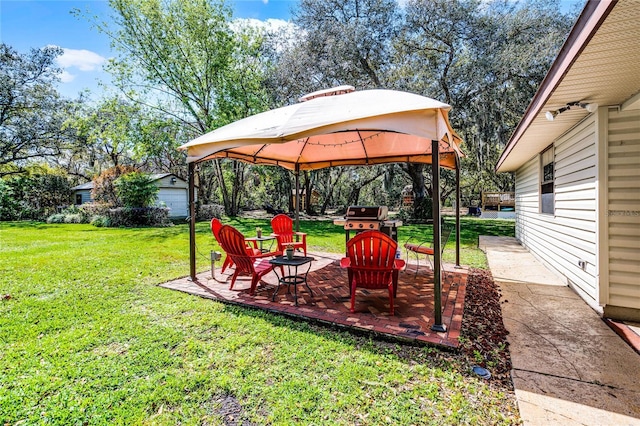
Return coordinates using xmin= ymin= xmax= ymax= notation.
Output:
xmin=71 ymin=173 xmax=189 ymax=218
xmin=496 ymin=2 xmax=640 ymax=321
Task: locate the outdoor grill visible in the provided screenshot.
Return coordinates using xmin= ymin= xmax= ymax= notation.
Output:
xmin=333 ymin=206 xmax=402 ymax=242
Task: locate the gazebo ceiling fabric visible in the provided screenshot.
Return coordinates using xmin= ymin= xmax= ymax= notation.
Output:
xmin=178 ymin=89 xmax=463 ymax=170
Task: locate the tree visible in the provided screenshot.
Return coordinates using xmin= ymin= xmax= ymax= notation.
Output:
xmin=92 ymin=165 xmax=138 ymax=206
xmin=397 ymin=0 xmax=574 ymax=202
xmin=267 ymin=0 xmax=400 ymax=104
xmin=115 ymin=172 xmax=158 ymax=207
xmin=63 ymin=97 xmax=143 ymax=175
xmin=82 ymin=0 xmax=272 ymax=215
xmin=0 ymin=44 xmax=71 ymax=175
xmin=1 ymin=165 xmax=72 ymax=220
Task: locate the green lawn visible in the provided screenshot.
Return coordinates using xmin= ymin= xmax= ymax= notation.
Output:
xmin=0 ymin=219 xmax=517 ymax=425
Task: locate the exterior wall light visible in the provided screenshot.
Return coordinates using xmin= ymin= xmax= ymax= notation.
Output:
xmin=545 ymin=101 xmax=598 ymax=121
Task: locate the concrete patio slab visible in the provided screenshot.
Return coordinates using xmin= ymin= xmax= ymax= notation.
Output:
xmin=480 ymin=235 xmax=640 ymax=425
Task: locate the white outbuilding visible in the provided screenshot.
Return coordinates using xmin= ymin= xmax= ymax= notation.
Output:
xmin=71 ymin=173 xmax=189 ymax=218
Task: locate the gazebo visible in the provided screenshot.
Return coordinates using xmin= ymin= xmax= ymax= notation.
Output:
xmin=178 ymin=86 xmax=464 ymax=331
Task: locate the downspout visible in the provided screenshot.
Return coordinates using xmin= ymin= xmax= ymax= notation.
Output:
xmin=188 ymin=162 xmax=197 ymax=281
xmin=431 ymin=140 xmax=446 ymax=332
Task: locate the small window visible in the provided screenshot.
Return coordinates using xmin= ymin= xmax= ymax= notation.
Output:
xmin=540 ymin=146 xmax=554 ymax=214
xmin=75 ymin=194 xmax=83 ymax=205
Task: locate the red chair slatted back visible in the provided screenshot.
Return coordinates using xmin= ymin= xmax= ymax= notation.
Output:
xmin=218 ymin=225 xmax=254 ymax=272
xmin=346 ymin=230 xmax=397 ymax=289
xmin=271 ymin=214 xmax=293 ymax=238
xmin=210 ymin=218 xmax=223 ymax=240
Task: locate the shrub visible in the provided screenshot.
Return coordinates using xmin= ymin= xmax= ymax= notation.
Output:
xmin=79 ymin=202 xmax=110 ymax=217
xmin=63 ymin=214 xmax=83 ymax=224
xmin=46 ymin=213 xmax=66 ymax=224
xmin=0 ymin=179 xmax=19 ymax=220
xmin=115 ymin=172 xmax=158 ymax=208
xmin=196 ymin=204 xmax=224 ymax=221
xmin=91 ymin=165 xmax=137 ymax=206
xmin=1 ymin=172 xmax=71 ymax=220
xmin=106 ymin=207 xmax=170 ymax=227
xmin=90 ymin=215 xmax=111 ymax=227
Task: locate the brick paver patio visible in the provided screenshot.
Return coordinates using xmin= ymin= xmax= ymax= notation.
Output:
xmin=159 ymin=252 xmax=467 ymax=348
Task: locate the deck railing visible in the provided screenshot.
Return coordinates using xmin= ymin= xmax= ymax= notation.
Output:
xmin=482 ymin=192 xmax=515 ymax=211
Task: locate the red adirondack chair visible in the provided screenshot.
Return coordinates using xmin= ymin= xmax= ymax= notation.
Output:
xmin=211 ymin=218 xmax=259 ymax=274
xmin=270 ymin=214 xmax=307 ymax=256
xmin=217 ymin=225 xmax=277 ymax=295
xmin=340 ymin=230 xmax=406 ymax=315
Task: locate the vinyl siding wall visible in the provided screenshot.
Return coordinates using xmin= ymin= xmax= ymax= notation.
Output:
xmin=75 ymin=190 xmax=92 ymax=204
xmin=515 ymin=115 xmax=599 ymax=310
xmin=605 ymin=108 xmax=640 ymax=315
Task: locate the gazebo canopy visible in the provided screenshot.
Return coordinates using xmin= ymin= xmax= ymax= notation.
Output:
xmin=178 ymin=87 xmax=463 ymax=170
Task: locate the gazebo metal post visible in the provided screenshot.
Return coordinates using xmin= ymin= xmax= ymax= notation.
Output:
xmin=188 ymin=162 xmax=197 ymax=281
xmin=455 ymin=153 xmax=461 ymax=267
xmin=294 ymin=164 xmax=300 ymax=233
xmin=431 ymin=139 xmax=446 ymax=332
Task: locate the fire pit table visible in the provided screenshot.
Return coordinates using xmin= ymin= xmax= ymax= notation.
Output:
xmin=269 ymin=255 xmax=315 ymax=306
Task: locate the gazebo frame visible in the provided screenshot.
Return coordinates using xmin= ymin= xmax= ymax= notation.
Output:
xmin=179 ymin=87 xmax=463 ymax=331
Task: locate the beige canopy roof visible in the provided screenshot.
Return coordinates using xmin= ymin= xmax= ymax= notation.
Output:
xmin=178 ymin=88 xmax=463 ymax=170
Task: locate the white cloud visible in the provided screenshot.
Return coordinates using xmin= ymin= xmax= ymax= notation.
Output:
xmin=262 ymin=0 xmax=269 ymax=4
xmin=56 ymin=48 xmax=106 ymax=72
xmin=59 ymin=70 xmax=76 ymax=83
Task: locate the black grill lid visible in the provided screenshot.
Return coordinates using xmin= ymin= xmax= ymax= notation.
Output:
xmin=345 ymin=206 xmax=389 ymax=220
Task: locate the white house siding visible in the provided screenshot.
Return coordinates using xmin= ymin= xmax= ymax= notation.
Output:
xmin=515 ymin=115 xmax=599 ymax=311
xmin=76 ymin=190 xmax=92 ymax=204
xmin=605 ymin=108 xmax=640 ymax=319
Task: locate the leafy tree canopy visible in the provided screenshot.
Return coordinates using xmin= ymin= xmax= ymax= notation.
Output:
xmin=0 ymin=44 xmax=71 ymax=174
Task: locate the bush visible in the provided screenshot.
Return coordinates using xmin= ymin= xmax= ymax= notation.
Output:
xmin=63 ymin=214 xmax=83 ymax=224
xmin=90 ymin=215 xmax=111 ymax=227
xmin=46 ymin=213 xmax=66 ymax=224
xmin=79 ymin=203 xmax=110 ymax=218
xmin=115 ymin=172 xmax=158 ymax=208
xmin=46 ymin=205 xmax=89 ymax=224
xmin=196 ymin=204 xmax=224 ymax=221
xmin=106 ymin=207 xmax=171 ymax=227
xmin=0 ymin=180 xmax=19 ymax=220
xmin=91 ymin=165 xmax=137 ymax=206
xmin=1 ymin=172 xmax=71 ymax=220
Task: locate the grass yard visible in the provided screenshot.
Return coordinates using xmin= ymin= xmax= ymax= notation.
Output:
xmin=0 ymin=218 xmax=518 ymax=425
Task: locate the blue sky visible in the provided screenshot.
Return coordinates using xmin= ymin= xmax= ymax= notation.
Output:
xmin=0 ymin=0 xmax=297 ymax=99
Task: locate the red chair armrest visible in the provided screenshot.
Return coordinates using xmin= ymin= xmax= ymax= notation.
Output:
xmin=246 ymin=247 xmax=262 ymax=256
xmin=252 ymin=251 xmax=278 ymax=259
xmin=340 ymin=257 xmax=351 ymax=269
xmin=394 ymin=259 xmax=406 ymax=271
